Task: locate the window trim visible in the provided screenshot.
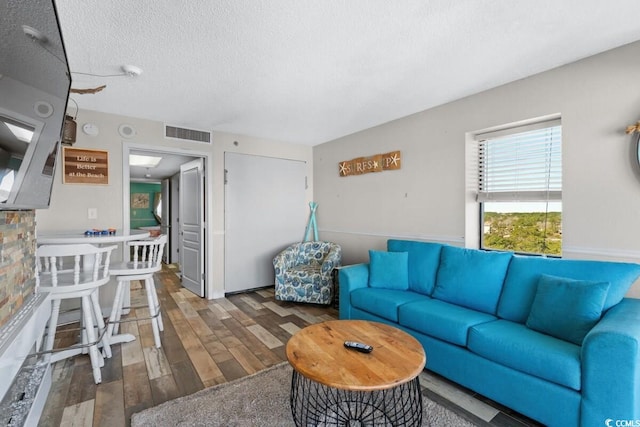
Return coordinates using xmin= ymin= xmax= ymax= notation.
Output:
xmin=467 ymin=116 xmax=562 ymax=255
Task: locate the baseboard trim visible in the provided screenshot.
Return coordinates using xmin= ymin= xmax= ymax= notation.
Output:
xmin=318 ymin=229 xmax=464 ymax=246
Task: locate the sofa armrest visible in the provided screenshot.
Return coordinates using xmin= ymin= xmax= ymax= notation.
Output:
xmin=338 ymin=263 xmax=369 ymax=319
xmin=581 ymin=298 xmax=640 ymax=424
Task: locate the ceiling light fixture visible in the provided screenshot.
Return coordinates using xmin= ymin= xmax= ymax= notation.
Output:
xmin=129 ymin=154 xmax=162 ymax=168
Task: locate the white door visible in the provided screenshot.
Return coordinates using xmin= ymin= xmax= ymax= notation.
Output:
xmin=224 ymin=153 xmax=307 ymax=293
xmin=179 ymin=159 xmax=205 ymax=297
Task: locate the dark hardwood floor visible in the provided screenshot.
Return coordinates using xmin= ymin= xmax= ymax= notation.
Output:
xmin=38 ymin=264 xmax=338 ymax=426
xmin=38 ymin=264 xmax=538 ymax=427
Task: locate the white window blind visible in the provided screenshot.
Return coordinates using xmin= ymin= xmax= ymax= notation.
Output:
xmin=477 ymin=121 xmax=562 ymax=202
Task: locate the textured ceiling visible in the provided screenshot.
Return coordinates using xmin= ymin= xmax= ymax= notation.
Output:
xmin=2 ymin=0 xmax=68 ymax=98
xmin=55 ymin=1 xmax=640 ymax=146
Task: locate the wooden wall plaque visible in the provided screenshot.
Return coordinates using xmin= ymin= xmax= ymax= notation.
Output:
xmin=339 ymin=150 xmax=401 ymax=177
xmin=62 ymin=147 xmax=109 ymax=185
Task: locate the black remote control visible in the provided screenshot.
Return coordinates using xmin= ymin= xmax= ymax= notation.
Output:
xmin=344 ymin=341 xmax=373 ymax=353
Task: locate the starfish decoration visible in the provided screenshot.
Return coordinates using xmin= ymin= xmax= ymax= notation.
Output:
xmin=626 ymin=121 xmax=640 ymax=134
xmin=389 ymin=153 xmax=400 ymax=166
xmin=339 ymin=162 xmax=349 ymax=175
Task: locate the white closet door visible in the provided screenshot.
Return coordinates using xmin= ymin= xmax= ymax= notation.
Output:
xmin=224 ymin=153 xmax=307 ymax=293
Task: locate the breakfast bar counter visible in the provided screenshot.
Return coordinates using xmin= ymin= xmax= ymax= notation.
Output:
xmin=37 ymin=229 xmax=150 ymax=245
xmin=35 ymin=229 xmax=151 ymax=332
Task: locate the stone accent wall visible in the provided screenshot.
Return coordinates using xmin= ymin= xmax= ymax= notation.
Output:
xmin=0 ymin=211 xmax=36 ymax=328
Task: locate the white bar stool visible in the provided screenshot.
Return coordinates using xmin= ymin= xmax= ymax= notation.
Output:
xmin=35 ymin=243 xmax=117 ymax=384
xmin=106 ymin=234 xmax=167 ymax=350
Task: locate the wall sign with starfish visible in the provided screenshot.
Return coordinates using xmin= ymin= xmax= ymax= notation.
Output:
xmin=339 ymin=151 xmax=401 ymax=177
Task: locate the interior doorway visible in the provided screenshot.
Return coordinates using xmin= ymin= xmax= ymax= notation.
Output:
xmin=122 ymin=142 xmax=209 ymax=297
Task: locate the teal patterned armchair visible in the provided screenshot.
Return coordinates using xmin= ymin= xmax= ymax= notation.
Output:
xmin=273 ymin=241 xmax=342 ymax=305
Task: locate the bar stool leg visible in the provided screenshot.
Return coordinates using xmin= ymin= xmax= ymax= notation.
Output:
xmin=144 ymin=277 xmax=162 ymax=348
xmin=148 ymin=277 xmax=164 ymax=331
xmin=113 ymin=281 xmax=130 ymax=336
xmin=90 ymin=289 xmax=111 ymax=359
xmin=81 ymin=295 xmax=103 ymax=384
xmin=105 ymin=278 xmax=126 ymax=344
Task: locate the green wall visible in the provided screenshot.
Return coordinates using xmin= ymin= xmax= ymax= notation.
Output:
xmin=130 ymin=182 xmax=161 ymax=228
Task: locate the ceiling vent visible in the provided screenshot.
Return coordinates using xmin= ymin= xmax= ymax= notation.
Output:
xmin=165 ymin=124 xmax=211 ymax=144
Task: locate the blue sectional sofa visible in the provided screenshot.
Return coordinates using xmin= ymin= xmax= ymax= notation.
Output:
xmin=339 ymin=239 xmax=640 ymax=427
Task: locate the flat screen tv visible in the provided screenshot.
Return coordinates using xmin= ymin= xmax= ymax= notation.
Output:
xmin=0 ymin=0 xmax=71 ymax=209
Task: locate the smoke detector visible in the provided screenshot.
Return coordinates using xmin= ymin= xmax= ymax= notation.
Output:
xmin=121 ymin=65 xmax=143 ymax=77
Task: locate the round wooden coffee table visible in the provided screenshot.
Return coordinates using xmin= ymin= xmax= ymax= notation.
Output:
xmin=286 ymin=319 xmax=426 ymax=426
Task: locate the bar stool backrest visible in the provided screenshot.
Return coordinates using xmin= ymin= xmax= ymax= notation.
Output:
xmin=127 ymin=234 xmax=167 ymax=273
xmin=36 ymin=244 xmax=117 ymax=289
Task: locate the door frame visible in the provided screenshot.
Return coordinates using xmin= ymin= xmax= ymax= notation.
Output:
xmin=122 ymin=142 xmax=212 ymax=298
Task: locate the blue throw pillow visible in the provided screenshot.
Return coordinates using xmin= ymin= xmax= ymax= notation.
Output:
xmin=387 ymin=240 xmax=442 ymax=295
xmin=432 ymin=246 xmax=512 ymax=314
xmin=525 ymin=274 xmax=610 ymax=345
xmin=497 ymin=256 xmax=640 ymax=323
xmin=369 ymin=250 xmax=409 ymax=290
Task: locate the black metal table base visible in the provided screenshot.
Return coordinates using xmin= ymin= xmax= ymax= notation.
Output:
xmin=290 ymin=370 xmax=423 ymax=426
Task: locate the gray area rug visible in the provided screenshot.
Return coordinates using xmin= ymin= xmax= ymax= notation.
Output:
xmin=132 ymin=363 xmax=477 ymax=426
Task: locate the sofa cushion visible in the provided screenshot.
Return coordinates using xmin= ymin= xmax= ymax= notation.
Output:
xmin=399 ymin=299 xmax=496 ymax=346
xmin=432 ymin=246 xmax=512 ymax=314
xmin=351 ymin=288 xmax=429 ymax=322
xmin=368 ymin=250 xmax=409 ymax=290
xmin=526 ymin=274 xmax=609 ymax=345
xmin=497 ymin=256 xmax=640 ymax=324
xmin=387 ymin=239 xmax=443 ymax=295
xmin=468 ymin=320 xmax=581 ymax=391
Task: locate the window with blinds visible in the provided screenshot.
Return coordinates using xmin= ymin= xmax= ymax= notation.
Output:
xmin=477 ymin=120 xmax=562 ymax=256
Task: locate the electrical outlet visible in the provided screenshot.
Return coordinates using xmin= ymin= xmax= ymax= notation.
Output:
xmin=88 ymin=208 xmax=97 ymax=219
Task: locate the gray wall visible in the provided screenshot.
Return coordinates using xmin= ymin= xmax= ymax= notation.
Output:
xmin=36 ymin=109 xmax=313 ymax=298
xmin=314 ymin=40 xmax=640 ymax=297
